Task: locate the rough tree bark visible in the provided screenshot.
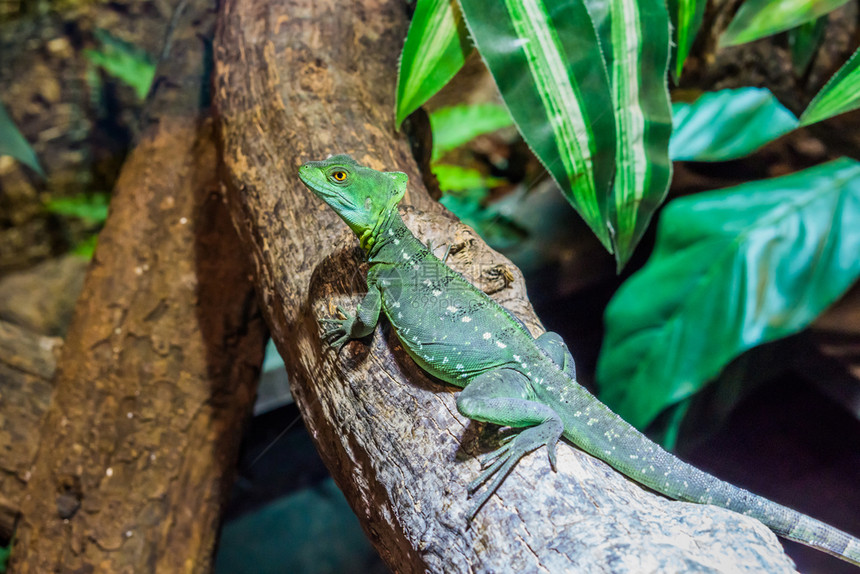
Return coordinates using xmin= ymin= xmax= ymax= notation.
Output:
xmin=9 ymin=0 xmax=268 ymax=571
xmin=0 ymin=321 xmax=61 ymax=543
xmin=214 ymin=0 xmax=806 ymax=572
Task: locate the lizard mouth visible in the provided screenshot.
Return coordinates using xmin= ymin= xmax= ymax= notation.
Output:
xmin=298 ymin=167 xmax=354 ymax=210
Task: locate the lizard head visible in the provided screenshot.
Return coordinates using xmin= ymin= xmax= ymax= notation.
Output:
xmin=298 ymin=154 xmax=407 ymax=250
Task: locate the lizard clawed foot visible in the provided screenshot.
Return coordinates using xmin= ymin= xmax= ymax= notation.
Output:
xmin=320 ymin=305 xmax=354 ymax=351
xmin=465 ymin=419 xmax=563 ymax=520
xmin=425 ymin=239 xmax=451 ymax=263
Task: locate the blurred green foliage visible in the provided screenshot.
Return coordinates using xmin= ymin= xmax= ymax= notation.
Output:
xmin=84 ymin=29 xmax=155 ymax=100
xmin=44 ymin=193 xmax=109 ymax=258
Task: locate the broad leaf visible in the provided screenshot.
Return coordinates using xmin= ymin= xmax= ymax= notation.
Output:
xmin=667 ymin=0 xmax=707 ymax=80
xmin=0 ymin=100 xmax=44 ymax=176
xmin=670 ymin=88 xmax=798 ymax=161
xmin=800 ymin=47 xmax=860 ymax=126
xmin=458 ymin=0 xmax=617 ymax=251
xmin=597 ymin=159 xmax=860 ymax=429
xmin=721 ymin=0 xmax=853 ymax=47
xmin=429 ymin=104 xmax=513 ymax=161
xmin=395 ymin=0 xmax=472 ymax=129
xmin=585 ymin=0 xmax=674 ymax=267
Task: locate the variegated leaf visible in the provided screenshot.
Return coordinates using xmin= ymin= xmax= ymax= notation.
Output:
xmin=586 ymin=0 xmax=674 ymax=267
xmin=458 ymin=0 xmax=617 ymax=251
xmin=667 ymin=0 xmax=707 ymax=80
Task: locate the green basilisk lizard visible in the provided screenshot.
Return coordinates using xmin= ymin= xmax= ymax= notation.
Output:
xmin=298 ymin=154 xmax=860 ymax=567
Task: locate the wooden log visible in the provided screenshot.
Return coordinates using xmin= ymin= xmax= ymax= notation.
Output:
xmin=0 ymin=321 xmax=61 ymax=544
xmin=8 ymin=0 xmax=268 ymax=571
xmin=214 ymin=0 xmax=798 ymax=571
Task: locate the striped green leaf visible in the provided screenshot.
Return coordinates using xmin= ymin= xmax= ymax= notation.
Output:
xmin=597 ymin=158 xmax=860 ymax=429
xmin=395 ymin=0 xmax=472 ymax=129
xmin=458 ymin=0 xmax=617 ymax=251
xmin=667 ymin=0 xmax=707 ymax=80
xmin=800 ymin=47 xmax=860 ymax=126
xmin=586 ymin=0 xmax=674 ymax=267
xmin=721 ymin=0 xmax=853 ymax=47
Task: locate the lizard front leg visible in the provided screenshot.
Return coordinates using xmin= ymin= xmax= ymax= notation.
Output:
xmin=456 ymin=368 xmax=564 ymax=519
xmin=321 ymin=282 xmax=382 ymax=351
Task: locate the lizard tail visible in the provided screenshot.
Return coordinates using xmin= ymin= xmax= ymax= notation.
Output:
xmin=555 ymin=385 xmax=860 ymax=566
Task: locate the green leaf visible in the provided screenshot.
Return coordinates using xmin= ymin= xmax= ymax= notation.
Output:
xmin=789 ymin=16 xmax=827 ymax=76
xmin=0 ymin=100 xmax=44 ymax=176
xmin=439 ymin=188 xmax=527 ymax=248
xmin=395 ymin=0 xmax=472 ymax=128
xmin=667 ymin=0 xmax=707 ymax=80
xmin=429 ymin=104 xmax=513 ymax=161
xmin=458 ymin=0 xmax=617 ymax=252
xmin=670 ymin=88 xmax=799 ymax=161
xmin=597 ymin=158 xmax=860 ymax=429
xmin=72 ymin=233 xmax=100 ymax=259
xmin=45 ymin=193 xmax=110 ymax=223
xmin=800 ymin=47 xmax=860 ymax=126
xmin=721 ymin=0 xmax=853 ymax=47
xmin=585 ymin=0 xmax=674 ymax=267
xmin=84 ymin=29 xmax=155 ymax=100
xmin=432 ymin=163 xmax=505 ymax=191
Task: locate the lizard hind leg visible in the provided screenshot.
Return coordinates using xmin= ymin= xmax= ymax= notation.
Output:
xmin=456 ymin=368 xmax=564 ymax=520
xmin=534 ymin=331 xmax=576 ymax=380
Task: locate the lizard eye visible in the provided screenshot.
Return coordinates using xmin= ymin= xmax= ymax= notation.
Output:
xmin=331 ymin=170 xmax=347 ymax=182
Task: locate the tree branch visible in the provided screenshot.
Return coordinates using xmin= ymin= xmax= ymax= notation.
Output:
xmin=10 ymin=0 xmax=267 ymax=571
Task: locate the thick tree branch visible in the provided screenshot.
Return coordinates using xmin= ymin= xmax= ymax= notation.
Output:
xmin=9 ymin=0 xmax=267 ymax=571
xmin=0 ymin=321 xmax=61 ymax=544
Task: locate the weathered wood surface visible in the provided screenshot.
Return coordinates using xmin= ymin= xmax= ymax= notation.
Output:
xmin=214 ymin=0 xmax=799 ymax=572
xmin=0 ymin=320 xmax=61 ymax=543
xmin=9 ymin=0 xmax=268 ymax=571
xmin=0 ymin=255 xmax=87 ymax=337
